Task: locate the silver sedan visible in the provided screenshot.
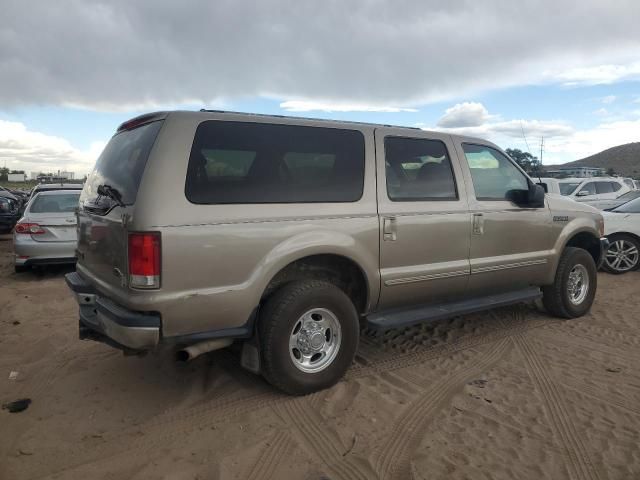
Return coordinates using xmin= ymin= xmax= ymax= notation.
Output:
xmin=14 ymin=190 xmax=81 ymax=273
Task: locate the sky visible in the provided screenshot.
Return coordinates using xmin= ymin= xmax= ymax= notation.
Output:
xmin=1 ymin=0 xmax=640 ymax=177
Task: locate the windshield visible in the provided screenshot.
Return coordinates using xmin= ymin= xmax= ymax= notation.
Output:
xmin=612 ymin=196 xmax=640 ymax=213
xmin=559 ymin=182 xmax=581 ymax=195
xmin=616 ymin=190 xmax=640 ymax=200
xmin=30 ymin=193 xmax=81 ymax=213
xmin=81 ymin=120 xmax=163 ymax=207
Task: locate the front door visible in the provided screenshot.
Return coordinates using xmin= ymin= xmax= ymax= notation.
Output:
xmin=455 ymin=142 xmax=553 ymax=296
xmin=376 ymin=128 xmax=471 ymax=310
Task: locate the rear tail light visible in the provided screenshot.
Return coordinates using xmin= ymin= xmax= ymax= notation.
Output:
xmin=15 ymin=223 xmax=45 ymax=234
xmin=128 ymin=232 xmax=161 ymax=289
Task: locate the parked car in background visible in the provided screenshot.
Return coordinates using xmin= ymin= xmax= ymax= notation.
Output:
xmin=621 ymin=177 xmax=637 ymax=190
xmin=602 ymin=196 xmax=640 ymax=274
xmin=65 ymin=110 xmax=606 ymax=395
xmin=30 ymin=183 xmax=83 ymax=199
xmin=535 ymin=178 xmax=562 ymax=195
xmin=13 ymin=190 xmax=81 ymax=272
xmin=634 ymin=180 xmax=640 ymax=190
xmin=558 ymin=177 xmax=630 ymax=204
xmin=587 ymin=190 xmax=640 ymax=210
xmin=0 ymin=196 xmax=21 ymax=234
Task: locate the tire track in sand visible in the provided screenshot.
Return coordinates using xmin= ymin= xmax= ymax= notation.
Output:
xmin=374 ymin=338 xmax=511 ymax=480
xmin=514 ymin=334 xmax=601 ymax=480
xmin=274 ymin=397 xmax=377 ymax=480
xmin=245 ymin=430 xmax=291 ymax=480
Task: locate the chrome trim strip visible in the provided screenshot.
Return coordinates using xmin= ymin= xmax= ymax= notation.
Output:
xmin=471 ymin=259 xmax=547 ymax=274
xmin=385 ymin=269 xmax=470 ymax=286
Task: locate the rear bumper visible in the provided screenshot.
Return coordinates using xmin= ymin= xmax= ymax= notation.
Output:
xmin=65 ymin=272 xmax=160 ymax=351
xmin=14 ymin=238 xmax=77 ymax=266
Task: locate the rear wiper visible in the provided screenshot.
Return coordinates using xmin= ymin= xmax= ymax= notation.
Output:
xmin=97 ymin=184 xmax=125 ymax=208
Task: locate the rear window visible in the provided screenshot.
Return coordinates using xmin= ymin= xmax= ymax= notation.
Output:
xmin=81 ymin=121 xmax=163 ymax=206
xmin=30 ymin=193 xmax=80 ymax=213
xmin=185 ymin=121 xmax=365 ymax=204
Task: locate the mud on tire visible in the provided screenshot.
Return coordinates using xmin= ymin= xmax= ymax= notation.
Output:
xmin=258 ymin=280 xmax=359 ymax=395
xmin=542 ymin=247 xmax=597 ymax=319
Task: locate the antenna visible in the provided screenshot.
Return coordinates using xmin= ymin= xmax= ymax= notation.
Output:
xmin=540 ymin=136 xmax=544 ymax=164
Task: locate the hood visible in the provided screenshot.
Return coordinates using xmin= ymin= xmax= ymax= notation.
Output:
xmin=546 ymin=194 xmax=600 ymax=215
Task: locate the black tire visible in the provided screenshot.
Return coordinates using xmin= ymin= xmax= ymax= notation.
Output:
xmin=14 ymin=265 xmax=28 ymax=274
xmin=542 ymin=247 xmax=597 ymax=319
xmin=602 ymin=233 xmax=640 ymax=274
xmin=258 ymin=280 xmax=359 ymax=395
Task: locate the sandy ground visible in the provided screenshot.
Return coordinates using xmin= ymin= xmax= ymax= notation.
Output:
xmin=1 ymin=234 xmax=639 ymax=480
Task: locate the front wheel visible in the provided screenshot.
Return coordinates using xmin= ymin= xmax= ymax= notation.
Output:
xmin=542 ymin=247 xmax=597 ymax=318
xmin=602 ymin=234 xmax=640 ymax=274
xmin=258 ymin=280 xmax=359 ymax=395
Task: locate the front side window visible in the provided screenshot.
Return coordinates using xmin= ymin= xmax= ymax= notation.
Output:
xmin=462 ymin=144 xmax=528 ymax=201
xmin=578 ymin=183 xmax=596 ymax=196
xmin=610 ymin=181 xmax=622 ymax=192
xmin=384 ymin=137 xmax=457 ymax=201
xmin=185 ymin=121 xmax=365 ymax=204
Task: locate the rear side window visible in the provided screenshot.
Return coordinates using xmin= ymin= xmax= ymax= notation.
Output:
xmin=81 ymin=121 xmax=163 ymax=206
xmin=384 ymin=137 xmax=457 ymax=201
xmin=595 ymin=181 xmax=614 ymax=194
xmin=30 ymin=193 xmax=81 ymax=213
xmin=185 ymin=121 xmax=365 ymax=204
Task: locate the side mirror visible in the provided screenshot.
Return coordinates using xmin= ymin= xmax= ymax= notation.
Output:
xmin=528 ymin=183 xmax=545 ymax=208
xmin=576 ymin=190 xmax=589 ymax=197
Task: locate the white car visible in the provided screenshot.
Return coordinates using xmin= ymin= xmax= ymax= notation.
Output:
xmin=602 ymin=196 xmax=640 ymax=274
xmin=587 ymin=190 xmax=640 ymax=210
xmin=535 ymin=177 xmax=563 ymax=195
xmin=558 ymin=177 xmax=630 ymax=204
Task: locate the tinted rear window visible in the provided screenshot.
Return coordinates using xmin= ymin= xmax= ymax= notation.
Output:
xmin=81 ymin=121 xmax=163 ymax=206
xmin=30 ymin=193 xmax=80 ymax=213
xmin=185 ymin=121 xmax=365 ymax=204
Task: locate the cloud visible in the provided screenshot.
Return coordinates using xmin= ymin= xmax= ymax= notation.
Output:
xmin=1 ymin=1 xmax=640 ymax=110
xmin=0 ymin=120 xmax=103 ymax=176
xmin=279 ymin=100 xmax=417 ymax=113
xmin=437 ymin=102 xmax=491 ymax=128
xmin=601 ymin=95 xmax=617 ymax=104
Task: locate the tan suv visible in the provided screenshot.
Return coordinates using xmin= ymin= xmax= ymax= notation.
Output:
xmin=65 ymin=110 xmax=607 ymax=394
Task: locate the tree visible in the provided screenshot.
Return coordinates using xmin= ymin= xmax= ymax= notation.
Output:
xmin=606 ymin=167 xmax=615 ymax=176
xmin=0 ymin=167 xmax=8 ymax=182
xmin=505 ymin=148 xmax=543 ymax=175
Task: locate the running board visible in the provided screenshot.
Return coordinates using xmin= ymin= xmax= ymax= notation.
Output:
xmin=366 ymin=287 xmax=542 ymax=331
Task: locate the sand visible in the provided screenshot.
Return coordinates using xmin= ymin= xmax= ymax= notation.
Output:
xmin=1 ymin=233 xmax=639 ymax=480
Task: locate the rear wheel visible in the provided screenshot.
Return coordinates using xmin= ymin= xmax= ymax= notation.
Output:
xmin=603 ymin=234 xmax=640 ymax=274
xmin=542 ymin=247 xmax=597 ymax=318
xmin=259 ymin=280 xmax=359 ymax=395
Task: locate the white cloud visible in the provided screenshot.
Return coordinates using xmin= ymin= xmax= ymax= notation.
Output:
xmin=279 ymin=100 xmax=417 ymax=113
xmin=1 ymin=1 xmax=639 ymax=109
xmin=601 ymin=95 xmax=617 ymax=104
xmin=436 ymin=102 xmax=491 ymax=128
xmin=429 ymin=102 xmax=640 ymax=164
xmin=0 ymin=120 xmax=103 ymax=176
xmin=593 ymin=108 xmax=609 ymax=116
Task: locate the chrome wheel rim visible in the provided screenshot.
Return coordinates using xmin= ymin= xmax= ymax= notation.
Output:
xmin=605 ymin=239 xmax=639 ymax=272
xmin=289 ymin=308 xmax=341 ymax=373
xmin=567 ymin=264 xmax=589 ymax=305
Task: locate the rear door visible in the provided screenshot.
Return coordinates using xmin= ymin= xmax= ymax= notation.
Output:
xmin=376 ymin=128 xmax=471 ymax=310
xmin=76 ymin=118 xmax=164 ymax=289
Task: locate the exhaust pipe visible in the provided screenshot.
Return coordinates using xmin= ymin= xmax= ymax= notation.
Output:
xmin=176 ymin=338 xmax=233 ymax=362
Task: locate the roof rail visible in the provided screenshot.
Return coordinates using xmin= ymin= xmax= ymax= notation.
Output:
xmin=198 ymin=108 xmax=422 ymax=130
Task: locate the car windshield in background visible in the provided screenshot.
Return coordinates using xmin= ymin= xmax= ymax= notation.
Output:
xmin=559 ymin=182 xmax=581 ymax=195
xmin=616 ymin=190 xmax=640 ymax=200
xmin=81 ymin=120 xmax=163 ymax=206
xmin=612 ymin=196 xmax=640 ymax=214
xmin=30 ymin=193 xmax=81 ymax=213
xmin=0 ymin=197 xmax=18 ymax=213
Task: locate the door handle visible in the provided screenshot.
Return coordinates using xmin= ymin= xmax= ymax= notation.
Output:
xmin=383 ymin=216 xmax=397 ymax=241
xmin=472 ymin=213 xmax=484 ymax=235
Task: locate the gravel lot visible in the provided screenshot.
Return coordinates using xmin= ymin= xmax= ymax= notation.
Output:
xmin=1 ymin=233 xmax=639 ymax=480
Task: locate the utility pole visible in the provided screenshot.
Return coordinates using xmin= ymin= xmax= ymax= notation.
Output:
xmin=540 ymin=136 xmax=544 ymax=165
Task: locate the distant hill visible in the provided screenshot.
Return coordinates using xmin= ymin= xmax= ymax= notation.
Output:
xmin=547 ymin=142 xmax=640 ymax=178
